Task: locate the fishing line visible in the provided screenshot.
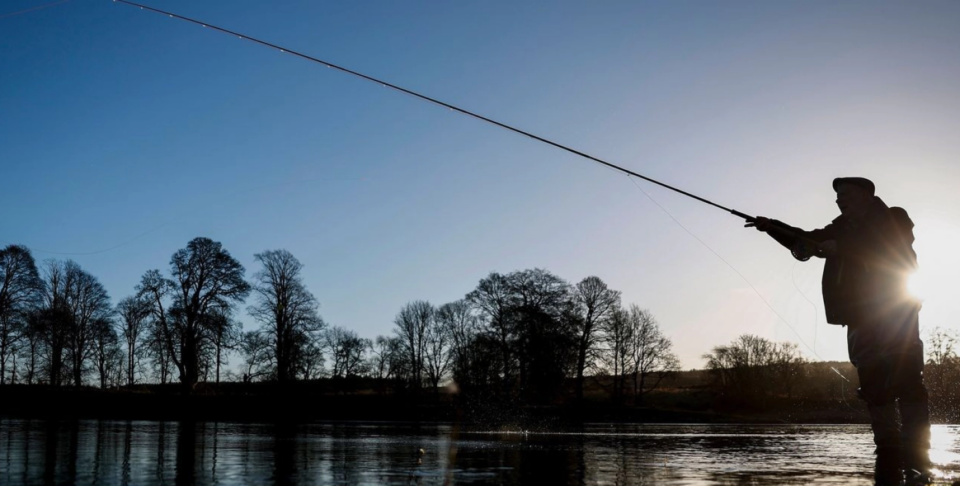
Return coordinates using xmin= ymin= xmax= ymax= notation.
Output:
xmin=2 ymin=174 xmax=369 ymax=255
xmin=791 ymin=260 xmax=819 ymax=354
xmin=0 ymin=224 xmax=169 ymax=256
xmin=622 ymin=173 xmax=865 ymax=414
xmin=623 ymin=173 xmax=820 ymax=357
xmin=0 ymin=0 xmax=75 ymax=20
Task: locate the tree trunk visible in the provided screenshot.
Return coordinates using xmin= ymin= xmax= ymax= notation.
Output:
xmin=100 ymin=359 xmax=107 ymax=389
xmin=28 ymin=341 xmax=37 ymax=384
xmin=51 ymin=346 xmax=63 ymax=386
xmin=575 ymin=342 xmax=587 ymax=402
xmin=73 ymin=352 xmax=83 ymax=386
xmin=127 ymin=339 xmax=135 ymax=386
xmin=276 ymin=327 xmax=288 ymax=383
xmin=181 ymin=334 xmax=198 ymax=392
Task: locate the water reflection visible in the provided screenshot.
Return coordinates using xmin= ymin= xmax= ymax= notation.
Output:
xmin=1 ymin=419 xmax=958 ymax=485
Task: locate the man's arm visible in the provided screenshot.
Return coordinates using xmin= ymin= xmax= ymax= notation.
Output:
xmin=747 ymin=217 xmax=838 ymax=261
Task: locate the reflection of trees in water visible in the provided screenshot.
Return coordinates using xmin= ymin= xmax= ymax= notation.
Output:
xmin=175 ymin=421 xmax=196 ymax=486
xmin=210 ymin=422 xmax=219 ymax=481
xmin=122 ymin=421 xmax=132 ymax=485
xmin=272 ymin=422 xmax=298 ymax=486
xmin=35 ymin=420 xmax=80 ymax=486
xmin=42 ymin=421 xmax=57 ymax=485
xmin=7 ymin=420 xmax=954 ymax=485
xmin=93 ymin=419 xmax=104 ymax=481
xmin=327 ymin=423 xmax=363 ymax=485
xmin=155 ymin=420 xmax=167 ymax=483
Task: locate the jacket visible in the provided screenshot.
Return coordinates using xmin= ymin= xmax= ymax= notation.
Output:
xmin=767 ymin=197 xmax=918 ymax=325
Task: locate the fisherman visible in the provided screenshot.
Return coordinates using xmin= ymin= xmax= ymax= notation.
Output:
xmin=747 ymin=177 xmax=930 ymax=486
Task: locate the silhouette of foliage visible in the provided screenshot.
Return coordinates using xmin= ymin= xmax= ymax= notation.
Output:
xmin=137 ymin=237 xmax=250 ymax=391
xmin=116 ymin=295 xmax=151 ymax=386
xmin=0 ymin=245 xmax=42 ymax=384
xmin=247 ymin=249 xmax=325 ymax=383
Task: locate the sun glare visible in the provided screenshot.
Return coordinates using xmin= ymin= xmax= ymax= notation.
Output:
xmin=907 ymin=271 xmax=928 ymax=301
xmin=910 ymin=220 xmax=960 ymax=305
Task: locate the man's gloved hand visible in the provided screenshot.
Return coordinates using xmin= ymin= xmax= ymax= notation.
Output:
xmin=744 ymin=216 xmax=772 ymax=232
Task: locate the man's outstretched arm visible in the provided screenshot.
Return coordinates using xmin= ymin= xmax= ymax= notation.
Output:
xmin=746 ymin=217 xmax=837 ymax=261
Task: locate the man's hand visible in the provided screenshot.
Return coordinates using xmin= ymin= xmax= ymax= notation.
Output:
xmin=818 ymin=240 xmax=838 ymax=257
xmin=745 ymin=216 xmax=773 ymax=232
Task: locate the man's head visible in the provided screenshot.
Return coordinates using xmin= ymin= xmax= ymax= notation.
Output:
xmin=833 ymin=177 xmax=875 ymax=219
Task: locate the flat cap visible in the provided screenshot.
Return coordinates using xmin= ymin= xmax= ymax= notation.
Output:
xmin=832 ymin=177 xmax=875 ymax=196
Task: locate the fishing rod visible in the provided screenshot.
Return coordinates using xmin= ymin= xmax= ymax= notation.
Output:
xmin=114 ymin=0 xmax=820 ymax=249
xmin=109 ymin=1 xmax=847 ymax=376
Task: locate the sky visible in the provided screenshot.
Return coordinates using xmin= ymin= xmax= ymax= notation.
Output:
xmin=3 ymin=0 xmax=959 ymax=371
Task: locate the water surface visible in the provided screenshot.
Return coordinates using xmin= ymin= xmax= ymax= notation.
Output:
xmin=1 ymin=419 xmax=958 ymax=485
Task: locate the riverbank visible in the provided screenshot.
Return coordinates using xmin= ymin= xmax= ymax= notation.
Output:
xmin=0 ymin=382 xmax=880 ymax=425
xmin=5 ymin=365 xmax=956 ymax=425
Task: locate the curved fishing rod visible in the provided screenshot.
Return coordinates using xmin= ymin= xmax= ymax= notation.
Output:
xmin=114 ymin=0 xmax=821 ymax=247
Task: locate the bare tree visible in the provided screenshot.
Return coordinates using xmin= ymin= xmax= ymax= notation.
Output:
xmin=137 ymin=269 xmax=176 ymax=384
xmin=436 ymin=300 xmax=478 ymax=388
xmin=770 ymin=342 xmax=805 ymax=399
xmin=297 ymin=338 xmax=325 ymax=380
xmin=31 ymin=260 xmax=113 ymax=386
xmin=138 ymin=238 xmax=250 ymax=391
xmin=19 ymin=311 xmax=44 ymax=384
xmin=466 ymin=273 xmax=514 ymax=387
xmin=248 ymin=249 xmax=325 ymax=383
xmin=239 ymin=330 xmax=272 ymax=381
xmin=385 ymin=336 xmax=410 ymax=382
xmin=394 ymin=300 xmax=433 ymax=392
xmin=572 ymin=276 xmax=621 ymax=401
xmin=703 ymin=334 xmax=800 ymax=406
xmin=62 ymin=261 xmax=113 ymax=386
xmin=90 ymin=317 xmax=121 ymax=388
xmin=144 ymin=316 xmax=175 ymax=384
xmin=36 ymin=261 xmax=78 ymax=386
xmin=0 ymin=245 xmax=42 ymax=384
xmin=116 ymin=296 xmax=151 ymax=385
xmin=203 ymin=310 xmax=240 ymax=384
xmin=507 ymin=268 xmax=576 ymax=402
xmin=926 ymin=326 xmax=959 ymax=398
xmin=424 ymin=316 xmax=452 ymax=392
xmin=626 ymin=306 xmax=679 ymax=404
xmin=600 ymin=306 xmax=633 ymax=402
xmin=324 ymin=326 xmax=369 ymax=378
xmin=369 ymin=335 xmax=395 ymax=380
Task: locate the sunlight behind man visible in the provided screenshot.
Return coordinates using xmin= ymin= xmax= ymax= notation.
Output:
xmin=907 ymin=271 xmax=928 ymax=301
xmin=909 ymin=220 xmax=960 ymax=306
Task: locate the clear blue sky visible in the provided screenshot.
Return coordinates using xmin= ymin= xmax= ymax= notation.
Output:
xmin=3 ymin=0 xmax=959 ymax=369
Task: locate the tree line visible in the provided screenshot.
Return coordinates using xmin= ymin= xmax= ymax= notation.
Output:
xmin=0 ymin=239 xmax=686 ymax=402
xmin=6 ymin=239 xmax=956 ymax=406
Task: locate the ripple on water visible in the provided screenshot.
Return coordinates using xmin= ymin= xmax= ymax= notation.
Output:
xmin=0 ymin=420 xmax=957 ymax=485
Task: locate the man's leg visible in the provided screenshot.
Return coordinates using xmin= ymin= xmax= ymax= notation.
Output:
xmin=895 ymin=343 xmax=931 ymax=481
xmin=849 ymin=327 xmax=903 ymax=485
xmin=857 ymin=359 xmax=902 ymax=485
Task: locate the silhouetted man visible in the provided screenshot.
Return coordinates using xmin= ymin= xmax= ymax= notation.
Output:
xmin=747 ymin=177 xmax=930 ymax=486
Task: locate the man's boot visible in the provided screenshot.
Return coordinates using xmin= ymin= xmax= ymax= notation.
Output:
xmin=903 ymin=468 xmax=932 ymax=486
xmin=874 ymin=446 xmax=903 ymax=486
xmin=901 ymin=399 xmax=932 ymax=484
